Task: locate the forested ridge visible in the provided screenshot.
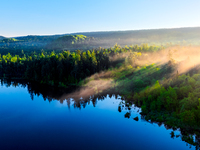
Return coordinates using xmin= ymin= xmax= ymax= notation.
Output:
xmin=1 ymin=27 xmax=200 ymax=53
xmin=45 ymin=34 xmax=96 ymax=50
xmin=0 ymin=36 xmax=5 ymax=40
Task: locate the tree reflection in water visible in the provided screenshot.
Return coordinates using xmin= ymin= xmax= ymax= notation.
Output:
xmin=1 ymin=78 xmax=200 ymax=149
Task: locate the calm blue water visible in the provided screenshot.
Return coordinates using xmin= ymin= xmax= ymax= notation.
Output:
xmin=0 ymin=81 xmax=196 ymax=150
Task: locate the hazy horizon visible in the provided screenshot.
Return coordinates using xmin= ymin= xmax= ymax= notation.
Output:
xmin=2 ymin=26 xmax=200 ymax=38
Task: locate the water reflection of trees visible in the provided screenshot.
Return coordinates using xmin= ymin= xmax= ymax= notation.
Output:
xmin=27 ymin=82 xmax=119 ymax=109
xmin=1 ymin=79 xmax=200 ymax=149
xmin=0 ymin=79 xmax=119 ymax=109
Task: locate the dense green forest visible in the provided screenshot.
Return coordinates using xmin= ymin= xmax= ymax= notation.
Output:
xmin=0 ymin=43 xmax=163 ymax=86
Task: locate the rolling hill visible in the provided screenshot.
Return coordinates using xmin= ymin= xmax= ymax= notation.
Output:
xmin=1 ymin=27 xmax=200 ymax=51
xmin=0 ymin=36 xmax=5 ymax=41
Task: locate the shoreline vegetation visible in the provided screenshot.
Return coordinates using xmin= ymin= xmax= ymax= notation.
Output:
xmin=1 ymin=43 xmax=200 ymax=146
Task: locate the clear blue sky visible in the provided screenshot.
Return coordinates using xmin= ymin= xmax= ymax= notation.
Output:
xmin=1 ymin=0 xmax=200 ymax=37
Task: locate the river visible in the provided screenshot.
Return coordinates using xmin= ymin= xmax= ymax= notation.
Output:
xmin=0 ymin=80 xmax=197 ymax=150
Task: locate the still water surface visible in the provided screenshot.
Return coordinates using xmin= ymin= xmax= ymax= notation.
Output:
xmin=0 ymin=81 xmax=196 ymax=150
